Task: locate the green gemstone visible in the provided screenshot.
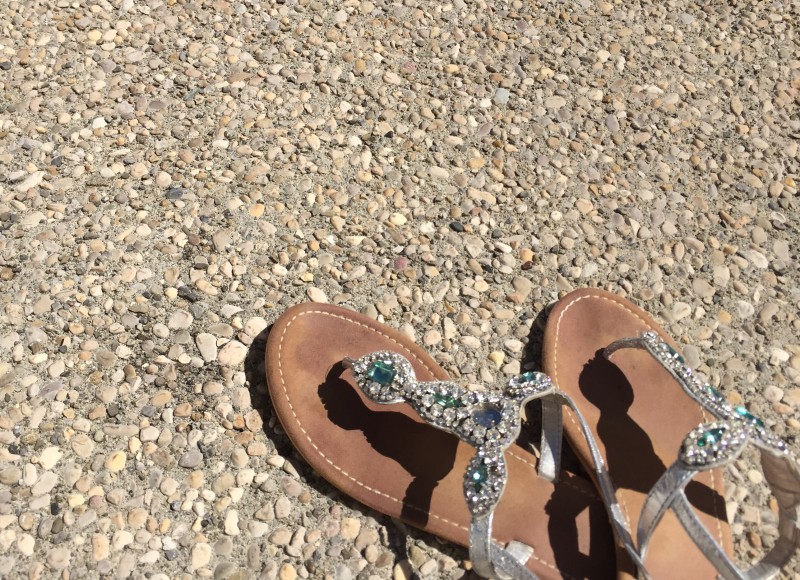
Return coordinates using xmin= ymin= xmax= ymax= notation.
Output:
xmin=367 ymin=361 xmax=396 ymax=386
xmin=705 ymin=384 xmax=724 ymax=400
xmin=432 ymin=393 xmax=463 ymax=408
xmin=469 ymin=464 xmax=488 ymax=492
xmin=666 ymin=344 xmax=685 ymax=364
xmin=697 ymin=427 xmax=726 ymax=447
xmin=518 ymin=371 xmax=536 ymax=382
xmin=735 ymin=406 xmax=765 ymax=429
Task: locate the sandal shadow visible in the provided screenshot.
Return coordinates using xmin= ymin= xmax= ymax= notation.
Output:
xmin=579 ymin=349 xmax=727 ymax=520
xmin=319 ymin=363 xmax=458 ymax=528
xmin=321 ymin=365 xmax=612 ymax=578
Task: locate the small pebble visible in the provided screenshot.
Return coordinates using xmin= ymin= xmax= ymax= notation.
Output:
xmin=179 ymin=449 xmax=204 ymax=468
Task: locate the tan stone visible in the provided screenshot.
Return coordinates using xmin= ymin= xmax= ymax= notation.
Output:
xmin=106 ymin=451 xmax=126 ymax=473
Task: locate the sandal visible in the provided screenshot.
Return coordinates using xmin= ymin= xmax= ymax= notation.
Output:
xmin=542 ymin=288 xmax=800 ymax=579
xmin=265 ymin=302 xmax=617 ymax=578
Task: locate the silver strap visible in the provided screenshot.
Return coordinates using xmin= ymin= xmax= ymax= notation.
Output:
xmin=538 ymin=396 xmax=563 ymax=482
xmin=490 ymin=541 xmax=539 ymax=578
xmin=542 ymin=391 xmax=648 ymax=577
xmin=638 ymin=450 xmax=800 ymax=580
xmin=470 ymin=387 xmax=640 ymax=579
xmin=470 ymin=514 xmax=499 ymax=578
xmin=469 ymin=514 xmax=537 ymax=579
xmin=606 ymin=332 xmax=800 ymax=580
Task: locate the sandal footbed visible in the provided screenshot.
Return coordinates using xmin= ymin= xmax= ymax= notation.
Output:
xmin=266 ymin=302 xmax=617 ymax=579
xmin=542 ymin=288 xmax=733 ymax=579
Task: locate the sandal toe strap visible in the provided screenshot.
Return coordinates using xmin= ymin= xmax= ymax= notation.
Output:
xmin=470 ymin=514 xmax=539 ymax=579
xmin=344 ymin=351 xmax=556 ymax=578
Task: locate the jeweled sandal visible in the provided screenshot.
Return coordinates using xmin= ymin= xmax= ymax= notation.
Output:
xmin=543 ymin=288 xmax=800 ymax=579
xmin=266 ymin=303 xmax=616 ymax=579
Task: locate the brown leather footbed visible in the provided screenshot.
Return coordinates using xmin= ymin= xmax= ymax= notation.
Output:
xmin=266 ymin=303 xmax=617 ymax=579
xmin=542 ymin=288 xmax=733 ymax=579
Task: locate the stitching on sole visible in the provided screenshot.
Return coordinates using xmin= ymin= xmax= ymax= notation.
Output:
xmin=275 ymin=308 xmax=567 ymax=574
xmin=550 ymin=291 xmax=726 ymax=552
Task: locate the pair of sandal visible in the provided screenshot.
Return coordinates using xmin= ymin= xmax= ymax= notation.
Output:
xmin=265 ymin=288 xmax=800 ymax=579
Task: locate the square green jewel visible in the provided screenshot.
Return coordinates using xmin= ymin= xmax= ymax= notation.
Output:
xmin=367 ymin=360 xmax=396 ymax=386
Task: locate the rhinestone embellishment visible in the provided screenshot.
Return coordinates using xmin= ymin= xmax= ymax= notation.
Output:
xmin=464 ymin=449 xmax=506 ymax=513
xmin=680 ymin=422 xmax=748 ymax=468
xmin=734 ymin=406 xmax=765 ymax=429
xmin=346 ymin=351 xmax=555 ymax=516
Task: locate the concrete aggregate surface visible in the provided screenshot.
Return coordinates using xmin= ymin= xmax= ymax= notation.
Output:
xmin=0 ymin=0 xmax=798 ymax=578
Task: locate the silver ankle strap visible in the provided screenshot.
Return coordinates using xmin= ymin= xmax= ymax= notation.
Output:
xmin=606 ymin=332 xmax=800 ymax=580
xmin=540 ymin=390 xmax=648 ymax=577
xmin=344 ymin=351 xmax=560 ymax=579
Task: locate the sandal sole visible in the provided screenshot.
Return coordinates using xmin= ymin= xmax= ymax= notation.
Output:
xmin=542 ymin=288 xmax=733 ymax=578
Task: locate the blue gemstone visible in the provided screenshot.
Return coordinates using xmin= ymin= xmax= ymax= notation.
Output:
xmin=367 ymin=361 xmax=396 ymax=386
xmin=734 ymin=406 xmax=765 ymax=429
xmin=518 ymin=371 xmax=536 ymax=382
xmin=469 ymin=464 xmax=488 ymax=491
xmin=697 ymin=427 xmax=726 ymax=447
xmin=472 ymin=405 xmax=503 ymax=428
